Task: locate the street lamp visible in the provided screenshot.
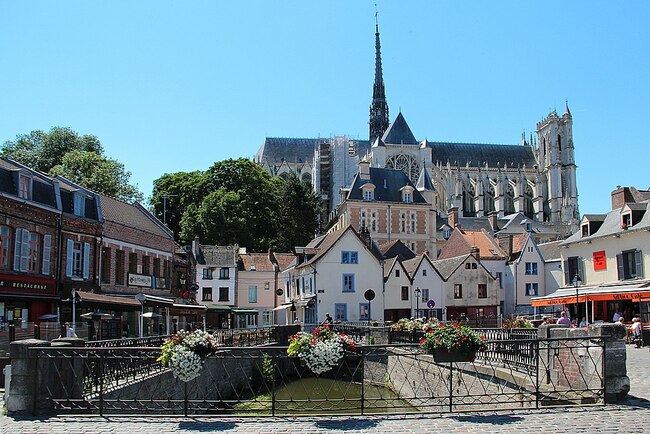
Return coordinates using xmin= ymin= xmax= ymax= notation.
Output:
xmin=572 ymin=275 xmax=582 ymax=319
xmin=414 ymin=287 xmax=421 ymax=319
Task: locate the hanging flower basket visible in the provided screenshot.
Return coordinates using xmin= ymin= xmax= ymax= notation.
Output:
xmin=157 ymin=329 xmax=221 ymax=382
xmin=419 ymin=322 xmax=486 ymax=363
xmin=287 ymin=325 xmax=356 ymax=375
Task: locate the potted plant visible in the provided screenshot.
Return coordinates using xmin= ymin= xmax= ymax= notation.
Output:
xmin=287 ymin=324 xmax=356 ymax=375
xmin=419 ymin=322 xmax=486 ymax=363
xmin=157 ymin=329 xmax=220 ymax=382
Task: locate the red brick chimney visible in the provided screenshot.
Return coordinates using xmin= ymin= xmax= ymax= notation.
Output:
xmin=448 ymin=207 xmax=459 ymax=228
xmin=611 ymin=186 xmax=634 ymax=210
xmin=488 ymin=212 xmax=499 ymax=232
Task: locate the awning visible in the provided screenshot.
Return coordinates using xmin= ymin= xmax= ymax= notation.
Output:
xmin=77 ymin=292 xmax=142 ymax=310
xmin=531 ymin=281 xmax=650 ymax=307
xmin=135 ymin=293 xmax=175 ymax=308
xmin=168 ymin=304 xmax=207 ymax=316
xmin=204 ymin=303 xmax=233 ymax=313
xmin=231 ymin=308 xmax=258 ymax=315
xmin=272 ymin=303 xmax=292 ymax=311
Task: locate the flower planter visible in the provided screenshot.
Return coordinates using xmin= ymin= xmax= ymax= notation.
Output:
xmin=431 ymin=348 xmax=476 ymax=363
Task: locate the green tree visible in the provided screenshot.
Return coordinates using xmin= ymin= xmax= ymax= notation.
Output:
xmin=151 ymin=171 xmax=206 ymax=239
xmin=49 ymin=150 xmax=143 ymax=203
xmin=274 ymin=173 xmax=322 ymax=251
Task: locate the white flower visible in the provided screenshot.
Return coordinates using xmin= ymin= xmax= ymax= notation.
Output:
xmin=170 ymin=346 xmax=203 ymax=382
xmin=301 ymin=339 xmax=344 ymax=375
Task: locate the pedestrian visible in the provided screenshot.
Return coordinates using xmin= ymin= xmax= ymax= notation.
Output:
xmin=65 ymin=322 xmax=76 ymax=338
xmin=613 ymin=310 xmax=622 ymax=322
xmin=579 ymin=317 xmax=588 ymax=327
xmin=557 ymin=311 xmax=571 ymax=325
xmin=323 ymin=313 xmax=333 ymax=325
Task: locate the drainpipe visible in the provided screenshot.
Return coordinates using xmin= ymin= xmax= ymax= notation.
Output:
xmin=387 ymin=204 xmax=391 ymax=242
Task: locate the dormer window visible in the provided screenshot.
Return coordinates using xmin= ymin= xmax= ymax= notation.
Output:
xmin=360 ymin=183 xmax=375 ymax=202
xmin=74 ymin=193 xmax=86 ymax=217
xmin=363 ymin=190 xmax=373 ymax=201
xmin=400 ymin=185 xmax=414 ymax=204
xmin=581 ymin=224 xmax=589 ymax=237
xmin=18 ymin=173 xmax=32 ymax=200
xmin=404 ymin=192 xmax=412 ymax=203
xmin=622 ymin=213 xmax=631 ymax=229
xmin=442 ymin=227 xmax=451 ymax=240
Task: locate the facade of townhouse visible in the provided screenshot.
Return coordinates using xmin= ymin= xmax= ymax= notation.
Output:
xmin=236 ymin=250 xmax=284 ymax=328
xmin=382 ymin=257 xmax=413 ymax=322
xmin=192 ymin=240 xmax=238 ymax=329
xmin=287 ymin=226 xmax=384 ymax=324
xmin=0 ymin=159 xmax=60 ymax=324
xmin=403 ymin=253 xmax=445 ymax=320
xmin=507 ymin=233 xmax=547 ymax=315
xmin=532 ymin=187 xmax=650 ymax=324
xmin=433 ymin=252 xmax=500 ymax=322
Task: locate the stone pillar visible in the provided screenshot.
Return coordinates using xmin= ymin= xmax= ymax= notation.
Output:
xmin=6 ymin=339 xmax=51 ymax=414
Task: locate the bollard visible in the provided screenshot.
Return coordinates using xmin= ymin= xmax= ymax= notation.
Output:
xmin=9 ymin=323 xmax=15 ymax=342
xmin=34 ymin=324 xmax=40 ymax=340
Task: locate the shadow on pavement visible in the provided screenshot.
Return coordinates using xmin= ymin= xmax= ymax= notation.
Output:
xmin=616 ymin=396 xmax=650 ymax=409
xmin=178 ymin=420 xmax=238 ymax=432
xmin=453 ymin=414 xmax=524 ymax=425
xmin=314 ymin=418 xmax=381 ymax=431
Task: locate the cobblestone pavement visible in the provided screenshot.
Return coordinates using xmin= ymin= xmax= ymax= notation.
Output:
xmin=2 ymin=346 xmax=649 ymax=433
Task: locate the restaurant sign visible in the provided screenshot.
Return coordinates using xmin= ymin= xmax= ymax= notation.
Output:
xmin=0 ymin=273 xmax=56 ymax=296
xmin=593 ymin=251 xmax=607 ymax=271
xmin=128 ymin=273 xmax=153 ymax=288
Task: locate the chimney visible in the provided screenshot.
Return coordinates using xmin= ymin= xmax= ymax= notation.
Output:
xmin=508 ymin=235 xmax=513 ymax=257
xmin=359 ymin=226 xmax=372 ymax=249
xmin=488 ymin=212 xmax=499 ymax=232
xmin=611 ymin=186 xmax=634 ymax=210
xmin=470 ymin=246 xmax=481 ymax=262
xmin=448 ymin=207 xmax=459 ymax=228
xmin=359 ymin=158 xmax=371 ymax=179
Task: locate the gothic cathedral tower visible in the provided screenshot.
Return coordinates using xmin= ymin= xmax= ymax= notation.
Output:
xmin=535 ymin=102 xmax=579 ymax=226
xmin=369 ymin=18 xmax=389 ymax=144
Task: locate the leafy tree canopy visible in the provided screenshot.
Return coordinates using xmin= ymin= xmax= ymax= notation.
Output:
xmin=2 ymin=126 xmax=142 ymax=202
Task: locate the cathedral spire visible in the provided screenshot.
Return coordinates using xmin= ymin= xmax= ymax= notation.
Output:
xmin=564 ymin=99 xmax=572 ymax=118
xmin=369 ymin=12 xmax=389 ymax=144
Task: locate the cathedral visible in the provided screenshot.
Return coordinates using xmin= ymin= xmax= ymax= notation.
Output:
xmin=254 ymin=21 xmax=579 ymax=232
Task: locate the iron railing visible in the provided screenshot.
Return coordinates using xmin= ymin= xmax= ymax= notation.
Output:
xmin=32 ymin=335 xmax=605 ymax=416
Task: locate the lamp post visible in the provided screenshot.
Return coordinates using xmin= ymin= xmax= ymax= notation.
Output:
xmin=414 ymin=287 xmax=421 ymax=319
xmin=290 ymin=300 xmax=297 ymax=324
xmin=572 ymin=275 xmax=582 ymax=320
xmin=71 ymin=289 xmax=77 ymax=333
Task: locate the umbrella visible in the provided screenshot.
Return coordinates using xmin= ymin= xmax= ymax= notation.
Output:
xmin=38 ymin=313 xmax=58 ymax=320
xmin=80 ymin=312 xmax=113 ymax=320
xmin=142 ymin=312 xmax=162 ymax=318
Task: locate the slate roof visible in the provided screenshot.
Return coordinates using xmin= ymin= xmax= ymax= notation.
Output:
xmin=563 ymin=201 xmax=650 ymax=245
xmin=383 ymin=257 xmax=400 ymax=279
xmin=496 ymin=213 xmax=563 ymax=236
xmin=0 ymin=158 xmax=58 ymax=209
xmin=428 ymin=142 xmax=537 ymax=168
xmin=379 ymin=239 xmax=416 ymax=260
xmin=416 ymin=167 xmax=435 ymax=191
xmin=432 ymin=255 xmax=469 ymax=280
xmin=199 ymin=245 xmax=238 ymax=267
xmin=347 ymin=167 xmax=427 ymax=203
xmin=538 ymin=240 xmax=562 ymax=261
xmin=256 ymin=137 xmax=371 ymax=164
xmin=382 ymin=112 xmax=418 ymax=145
xmin=99 ymin=194 xmax=172 ymax=238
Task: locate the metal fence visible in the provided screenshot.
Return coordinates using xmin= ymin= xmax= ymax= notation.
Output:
xmin=31 ymin=336 xmax=605 ymax=416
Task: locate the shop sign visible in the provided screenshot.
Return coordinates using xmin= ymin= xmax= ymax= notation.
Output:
xmin=593 ymin=251 xmax=607 ymax=271
xmin=128 ymin=273 xmax=153 ymax=288
xmin=0 ymin=273 xmax=56 ymax=295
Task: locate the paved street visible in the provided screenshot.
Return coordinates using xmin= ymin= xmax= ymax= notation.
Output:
xmin=2 ymin=346 xmax=650 ymax=433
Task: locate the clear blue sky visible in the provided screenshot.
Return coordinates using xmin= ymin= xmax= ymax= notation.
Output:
xmin=1 ymin=1 xmax=648 ymax=215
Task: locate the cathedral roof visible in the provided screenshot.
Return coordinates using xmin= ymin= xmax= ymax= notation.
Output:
xmin=428 ymin=142 xmax=537 ymax=168
xmin=256 ymin=137 xmax=371 ymax=165
xmin=416 ymin=166 xmax=435 ymax=191
xmin=347 ymin=167 xmax=427 ymax=204
xmin=382 ymin=112 xmax=418 ymax=145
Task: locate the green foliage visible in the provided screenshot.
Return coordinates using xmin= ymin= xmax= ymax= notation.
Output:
xmin=2 ymin=126 xmax=141 ymax=202
xmin=501 ymin=317 xmax=533 ymax=329
xmin=419 ymin=323 xmax=487 ymax=355
xmin=261 ymin=353 xmax=274 ymax=383
xmin=274 ymin=173 xmax=322 ymax=251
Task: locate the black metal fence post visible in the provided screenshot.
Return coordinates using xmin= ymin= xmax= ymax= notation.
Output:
xmin=360 ymin=347 xmax=365 ymax=415
xmin=535 ymin=339 xmax=540 ymax=409
xmin=448 ymin=362 xmax=453 ymax=412
xmin=34 ymin=324 xmax=40 ymax=339
xmin=99 ymin=354 xmax=104 ymax=417
xmin=184 ymin=381 xmax=188 ymax=417
xmin=271 ymin=353 xmax=276 ymax=417
xmin=9 ymin=323 xmax=15 ymax=342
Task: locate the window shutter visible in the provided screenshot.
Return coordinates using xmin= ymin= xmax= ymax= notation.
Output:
xmin=20 ymin=229 xmax=30 ymax=272
xmin=563 ymin=259 xmax=569 ymax=286
xmin=577 ymin=258 xmax=585 ymax=284
xmin=13 ymin=228 xmax=22 ymax=271
xmin=42 ymin=234 xmax=51 ymax=275
xmin=83 ymin=242 xmax=90 ymax=279
xmin=635 ymin=250 xmax=643 ymax=278
xmin=616 ymin=253 xmax=624 ymax=280
xmin=66 ymin=239 xmax=74 ymax=277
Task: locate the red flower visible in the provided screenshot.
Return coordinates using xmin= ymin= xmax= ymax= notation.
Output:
xmin=419 ymin=338 xmax=425 ymax=344
xmin=314 ymin=327 xmax=320 ymax=335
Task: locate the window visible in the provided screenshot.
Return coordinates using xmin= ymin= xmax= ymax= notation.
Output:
xmin=617 ymin=250 xmax=643 ymax=280
xmin=581 ymin=224 xmax=589 ymax=237
xmin=371 ymin=212 xmax=377 ymax=232
xmin=219 ymin=268 xmax=229 ymax=279
xmin=129 ymin=252 xmax=137 ymax=273
xmin=202 ymin=268 xmax=213 ymax=279
xmin=341 ymin=251 xmax=359 ymax=264
xmin=14 ymin=229 xmax=48 ymax=274
xmin=335 ymin=303 xmax=347 ymax=321
xmin=472 ymin=263 xmax=477 ymax=269
xmin=0 ymin=225 xmax=11 ymax=269
xmin=18 ymin=174 xmax=32 ymax=200
xmin=27 ymin=232 xmax=40 ymax=273
xmin=454 ymin=284 xmax=463 ymax=299
xmin=66 ymin=240 xmax=90 ymax=279
xmin=359 ymin=303 xmax=370 ymax=320
xmin=73 ymin=193 xmax=86 ymax=217
xmin=622 ymin=213 xmax=631 ymax=229
xmin=525 ymin=283 xmax=539 ymax=296
xmin=262 ymin=311 xmax=273 ymax=326
xmin=478 ymin=284 xmax=487 ymax=299
xmin=443 ymin=228 xmax=451 ymax=240
xmin=400 ymin=213 xmax=406 ymax=232
xmin=342 ymin=274 xmax=355 ymax=292
xmin=465 ymin=263 xmax=471 ymax=269
xmin=360 ymin=210 xmax=367 ymax=229
xmin=202 ymin=287 xmax=213 ymax=301
xmin=525 ymin=262 xmax=538 ymax=275
xmin=115 ymin=250 xmax=125 ymax=284
xmin=218 ymin=287 xmax=229 ymax=302
xmin=422 ymin=269 xmax=427 ymax=277
xmin=401 ymin=286 xmax=409 ymax=301
xmin=404 ymin=192 xmax=412 ymax=203
xmin=421 ymin=288 xmax=429 ymax=301
xmin=142 ymin=256 xmax=150 ymax=275
xmin=264 ymin=281 xmax=270 ymax=291
xmin=248 ymin=285 xmax=258 ymax=303
xmin=363 ymin=190 xmax=373 ymax=201
xmin=410 ymin=212 xmax=416 ymax=233
xmin=153 ymin=258 xmax=160 ymax=277
xmin=563 ymin=256 xmax=584 ymax=285
xmin=163 ymin=260 xmax=170 ymax=288
xmin=101 ymin=247 xmax=111 ymax=283
xmin=395 ymin=269 xmax=400 ymax=277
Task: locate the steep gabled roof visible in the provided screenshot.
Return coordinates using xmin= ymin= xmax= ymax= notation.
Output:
xmin=538 ymin=240 xmax=562 ymax=261
xmin=347 ymin=167 xmax=427 ymax=203
xmin=199 ymin=245 xmax=237 ymax=267
xmin=438 ymin=227 xmax=506 ymax=260
xmin=99 ymin=194 xmax=172 ymax=239
xmin=379 ymin=239 xmax=416 ymax=260
xmin=432 ymin=255 xmax=469 ymax=280
xmin=382 ymin=112 xmax=418 ymax=145
xmin=402 ymin=253 xmax=441 ymax=280
xmin=297 ymin=225 xmax=383 ymax=269
xmin=273 ymin=253 xmax=296 ymax=272
xmin=430 ymin=142 xmax=537 ymax=168
xmin=416 ymin=166 xmax=435 ymax=191
xmin=239 ymin=252 xmax=275 ymax=272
